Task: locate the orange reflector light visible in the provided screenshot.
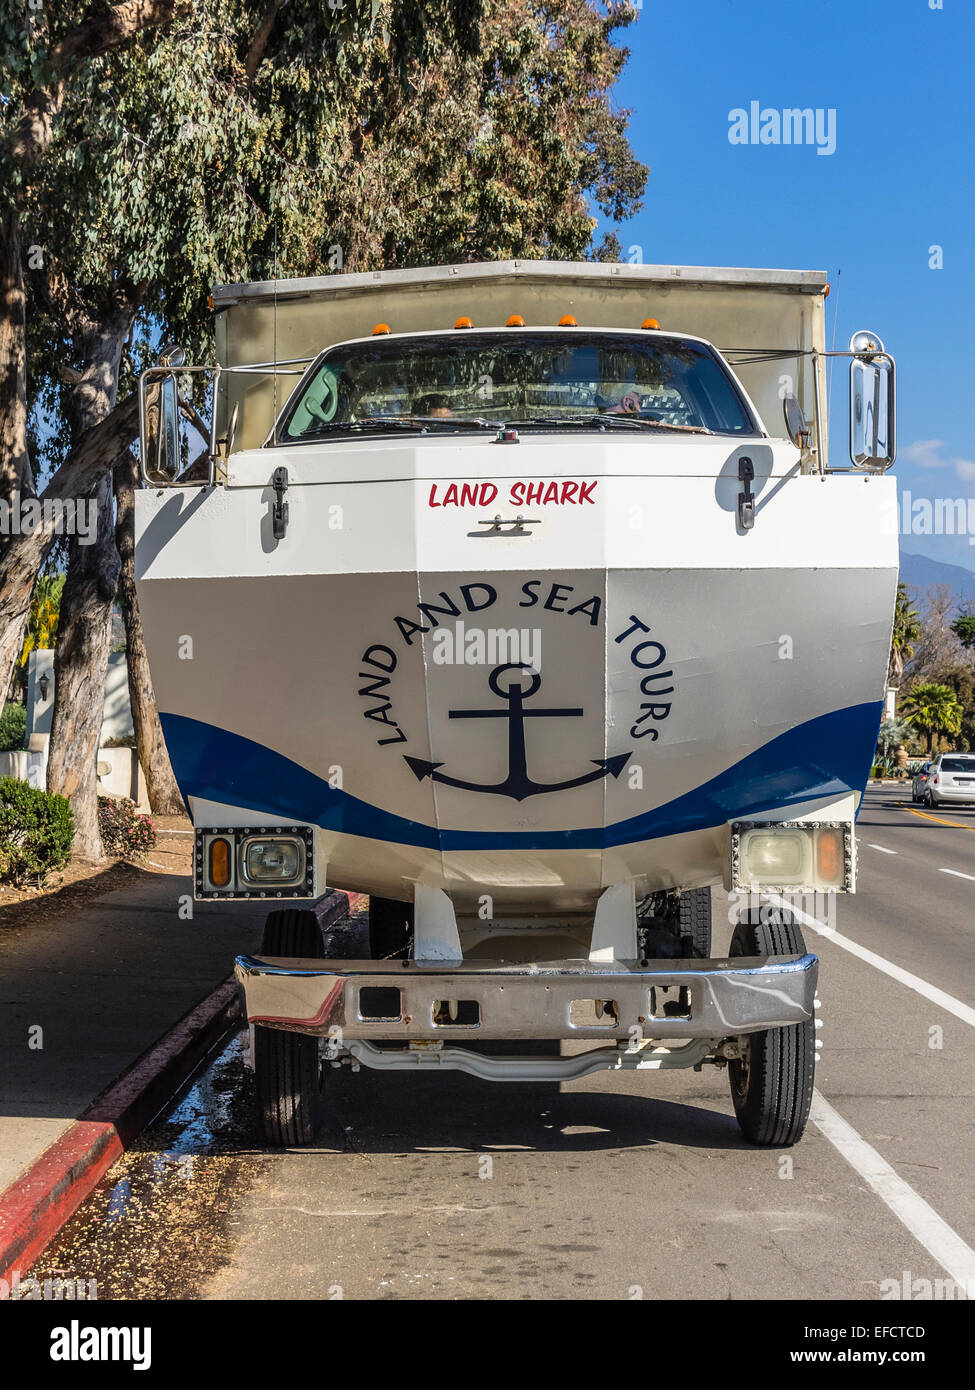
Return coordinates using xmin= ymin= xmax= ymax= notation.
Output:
xmin=641 ymin=317 xmax=661 ymax=330
xmin=558 ymin=314 xmax=578 ymax=327
xmin=454 ymin=316 xmax=474 ymax=329
xmin=208 ymin=294 xmax=214 ymax=312
xmin=506 ymin=314 xmax=526 ymax=327
xmin=209 ymin=837 xmax=231 ymax=888
xmin=372 ymin=323 xmax=391 ymax=335
xmin=824 ymin=282 xmax=831 ymax=297
xmin=816 ymin=829 xmax=842 ymax=883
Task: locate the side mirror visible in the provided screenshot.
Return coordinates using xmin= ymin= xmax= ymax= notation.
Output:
xmin=849 ymin=330 xmax=896 ymax=470
xmin=142 ymin=371 xmax=182 ymax=483
xmin=139 ymin=355 xmax=215 ymax=486
xmin=782 ymin=394 xmax=811 ymax=450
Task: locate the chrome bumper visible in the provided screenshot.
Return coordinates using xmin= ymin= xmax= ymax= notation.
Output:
xmin=234 ymin=953 xmax=818 ymax=1042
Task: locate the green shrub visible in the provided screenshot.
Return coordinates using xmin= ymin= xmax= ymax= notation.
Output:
xmin=0 ymin=777 xmax=74 ymax=886
xmin=0 ymin=703 xmax=26 ymax=752
xmin=97 ymin=796 xmax=156 ymax=858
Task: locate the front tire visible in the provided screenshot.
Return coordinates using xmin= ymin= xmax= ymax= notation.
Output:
xmin=727 ymin=910 xmax=815 ymax=1147
xmin=254 ymin=908 xmax=326 ymax=1147
xmin=678 ymin=887 xmax=712 ymax=957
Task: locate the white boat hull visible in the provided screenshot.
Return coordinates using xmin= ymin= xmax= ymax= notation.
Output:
xmin=135 ymin=437 xmax=898 ymax=911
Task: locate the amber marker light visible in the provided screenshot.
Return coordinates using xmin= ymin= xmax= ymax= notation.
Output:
xmin=558 ymin=314 xmax=578 ymax=326
xmin=506 ymin=314 xmax=526 ymax=327
xmin=454 ymin=316 xmax=474 ymax=329
xmin=641 ymin=317 xmax=661 ymax=330
xmin=372 ymin=323 xmax=391 ymax=335
xmin=209 ymin=837 xmax=232 ymax=888
xmin=816 ymin=828 xmax=843 ymax=885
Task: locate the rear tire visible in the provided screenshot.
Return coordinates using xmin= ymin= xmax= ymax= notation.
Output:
xmin=678 ymin=887 xmax=712 ymax=957
xmin=727 ymin=909 xmax=815 ymax=1147
xmin=254 ymin=908 xmax=325 ymax=1147
xmin=368 ymin=896 xmax=414 ymax=960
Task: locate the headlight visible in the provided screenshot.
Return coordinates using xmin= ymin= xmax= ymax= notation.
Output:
xmin=239 ymin=834 xmax=306 ymax=887
xmin=742 ymin=830 xmax=808 ymax=883
xmin=731 ymin=821 xmax=853 ymax=892
xmin=196 ymin=826 xmax=314 ymax=898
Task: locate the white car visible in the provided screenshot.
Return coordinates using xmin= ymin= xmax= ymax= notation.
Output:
xmin=923 ymin=754 xmax=975 ymax=807
xmin=910 ymin=761 xmax=932 ymax=802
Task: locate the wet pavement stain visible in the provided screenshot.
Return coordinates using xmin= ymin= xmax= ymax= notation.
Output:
xmin=24 ymin=1032 xmax=271 ymax=1301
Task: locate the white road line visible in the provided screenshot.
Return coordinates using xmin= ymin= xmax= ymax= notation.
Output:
xmin=811 ymin=1093 xmax=975 ymax=1297
xmin=941 ymin=868 xmax=975 ymax=884
xmin=770 ymin=895 xmax=975 ymax=1030
xmin=867 ymin=843 xmax=897 ymax=854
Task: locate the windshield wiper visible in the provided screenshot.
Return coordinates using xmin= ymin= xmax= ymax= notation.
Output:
xmin=404 ymin=414 xmax=497 ymax=429
xmin=586 ymin=415 xmax=712 ymax=435
xmin=500 ymin=414 xmax=712 ymax=434
xmin=293 ymin=414 xmax=497 ymax=441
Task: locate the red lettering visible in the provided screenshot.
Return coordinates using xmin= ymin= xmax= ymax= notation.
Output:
xmin=428 ymin=484 xmax=441 ymax=507
xmin=560 ymin=481 xmax=579 ymax=504
xmin=460 ymin=483 xmax=478 ymax=506
xmin=443 ymin=483 xmax=459 ymax=506
xmin=579 ymin=480 xmax=597 ymax=504
xmin=480 ymin=483 xmax=499 ymax=506
xmin=525 ymin=482 xmax=544 ymax=505
xmin=542 ymin=480 xmax=560 ymax=504
xmin=509 ymin=481 xmax=525 ymax=505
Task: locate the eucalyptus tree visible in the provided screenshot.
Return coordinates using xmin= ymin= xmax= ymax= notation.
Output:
xmin=0 ymin=0 xmax=187 ymax=701
xmin=6 ymin=0 xmax=646 ymax=856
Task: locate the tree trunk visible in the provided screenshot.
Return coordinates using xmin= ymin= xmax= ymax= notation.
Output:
xmin=0 ymin=210 xmax=34 ymax=504
xmin=0 ymin=394 xmax=139 ymax=698
xmin=46 ymin=472 xmax=120 ymax=860
xmin=46 ymin=298 xmax=135 ymax=861
xmin=114 ymin=448 xmax=185 ymax=816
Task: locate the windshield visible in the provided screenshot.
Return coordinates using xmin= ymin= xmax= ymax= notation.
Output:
xmin=276 ymin=331 xmax=756 ymax=442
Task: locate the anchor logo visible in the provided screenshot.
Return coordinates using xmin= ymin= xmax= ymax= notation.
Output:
xmin=404 ymin=663 xmax=630 ymax=801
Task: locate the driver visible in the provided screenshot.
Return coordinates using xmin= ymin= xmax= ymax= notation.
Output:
xmin=413 ymin=393 xmax=453 ymax=418
xmin=596 ymin=389 xmax=642 ymax=415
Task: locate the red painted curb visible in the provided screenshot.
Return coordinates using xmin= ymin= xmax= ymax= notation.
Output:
xmin=0 ymin=887 xmax=361 ymax=1288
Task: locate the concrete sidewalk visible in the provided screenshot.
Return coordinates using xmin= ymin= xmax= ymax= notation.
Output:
xmin=0 ymin=869 xmax=267 ymax=1193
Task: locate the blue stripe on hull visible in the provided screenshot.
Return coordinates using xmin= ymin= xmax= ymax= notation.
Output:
xmin=160 ymin=703 xmax=881 ymax=851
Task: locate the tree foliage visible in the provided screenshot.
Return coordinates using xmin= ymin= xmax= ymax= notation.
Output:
xmin=888 ymin=581 xmax=921 ymax=687
xmin=950 ymin=614 xmax=975 ymax=652
xmin=938 ymin=666 xmax=975 ymax=752
xmin=26 ymin=0 xmax=647 ymax=387
xmin=901 ymin=681 xmax=963 ymax=756
xmin=20 ymin=571 xmax=65 ymax=667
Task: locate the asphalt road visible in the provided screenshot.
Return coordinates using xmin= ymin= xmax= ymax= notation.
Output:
xmin=27 ymin=785 xmax=975 ymax=1301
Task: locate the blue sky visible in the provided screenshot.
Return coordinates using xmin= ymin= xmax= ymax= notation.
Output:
xmin=602 ymin=0 xmax=974 ymax=572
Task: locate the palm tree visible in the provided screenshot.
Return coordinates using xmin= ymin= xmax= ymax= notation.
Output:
xmin=889 ymin=583 xmax=922 ymax=687
xmin=902 ymin=681 xmax=963 ymax=755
